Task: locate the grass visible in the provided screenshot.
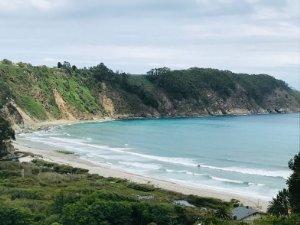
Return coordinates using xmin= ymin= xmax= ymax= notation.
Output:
xmin=17 ymin=95 xmax=47 ymax=120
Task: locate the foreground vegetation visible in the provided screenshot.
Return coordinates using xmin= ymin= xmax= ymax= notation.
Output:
xmin=0 ymin=159 xmax=241 ymax=225
xmin=0 ymin=157 xmax=299 ymax=225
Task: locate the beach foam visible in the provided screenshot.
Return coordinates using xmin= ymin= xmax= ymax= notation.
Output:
xmin=24 ymin=133 xmax=290 ymax=179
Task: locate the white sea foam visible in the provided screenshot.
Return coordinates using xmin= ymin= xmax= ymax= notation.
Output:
xmin=167 ymin=178 xmax=275 ymax=200
xmin=199 ymin=164 xmax=290 ymax=179
xmin=22 ymin=134 xmax=291 ymax=179
xmin=119 ymin=161 xmax=161 ymax=170
xmin=210 ymin=176 xmax=245 ymax=184
xmin=166 ymin=169 xmax=252 ymax=185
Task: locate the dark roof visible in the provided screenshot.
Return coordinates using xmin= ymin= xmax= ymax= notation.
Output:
xmin=232 ymin=206 xmax=260 ymax=220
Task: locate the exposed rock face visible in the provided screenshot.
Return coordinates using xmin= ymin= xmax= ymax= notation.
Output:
xmin=0 ymin=62 xmax=299 ymax=128
xmin=1 ymin=101 xmax=35 ymax=132
xmin=53 ymin=89 xmax=75 ymax=120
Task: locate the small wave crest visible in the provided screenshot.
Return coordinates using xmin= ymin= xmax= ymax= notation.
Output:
xmin=199 ymin=164 xmax=290 ymax=179
xmin=119 ymin=161 xmax=161 ymax=170
xmin=22 ymin=134 xmax=290 ymax=179
xmin=165 ymin=169 xmax=254 ymax=186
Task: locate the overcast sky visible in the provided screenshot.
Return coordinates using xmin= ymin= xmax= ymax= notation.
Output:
xmin=0 ymin=0 xmax=299 ymax=88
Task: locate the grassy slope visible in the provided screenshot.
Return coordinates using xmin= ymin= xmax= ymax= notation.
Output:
xmin=0 ymin=62 xmax=100 ymax=120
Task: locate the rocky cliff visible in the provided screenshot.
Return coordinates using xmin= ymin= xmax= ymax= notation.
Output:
xmin=0 ymin=60 xmax=299 ymax=129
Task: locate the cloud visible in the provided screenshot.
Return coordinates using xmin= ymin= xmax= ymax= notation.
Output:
xmin=0 ymin=0 xmax=299 ymax=88
xmin=0 ymin=0 xmax=66 ymax=12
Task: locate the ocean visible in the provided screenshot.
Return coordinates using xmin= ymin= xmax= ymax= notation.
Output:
xmin=18 ymin=113 xmax=300 ymax=201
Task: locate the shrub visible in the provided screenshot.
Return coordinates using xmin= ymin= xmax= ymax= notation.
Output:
xmin=32 ymin=159 xmax=89 ymax=174
xmin=62 ymin=200 xmax=133 ymax=225
xmin=127 ymin=183 xmax=155 ymax=192
xmin=186 ymin=195 xmax=231 ymax=210
xmin=0 ymin=205 xmax=32 ymax=225
xmin=53 ymin=192 xmax=82 ymax=214
xmin=10 ymin=189 xmax=42 ymax=200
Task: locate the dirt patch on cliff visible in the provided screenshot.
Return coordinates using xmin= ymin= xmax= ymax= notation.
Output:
xmin=53 ymin=90 xmax=75 ymax=120
xmin=100 ymin=94 xmax=115 ymax=116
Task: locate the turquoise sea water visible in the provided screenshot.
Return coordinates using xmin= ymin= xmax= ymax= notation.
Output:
xmin=18 ymin=113 xmax=299 ymax=200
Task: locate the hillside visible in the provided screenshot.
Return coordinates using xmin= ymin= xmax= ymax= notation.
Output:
xmin=0 ymin=60 xmax=299 ymax=128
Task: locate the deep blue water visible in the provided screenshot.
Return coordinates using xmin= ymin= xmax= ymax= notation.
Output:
xmin=19 ymin=113 xmax=300 ymax=200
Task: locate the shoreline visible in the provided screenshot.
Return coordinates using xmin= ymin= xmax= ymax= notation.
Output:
xmin=14 ymin=111 xmax=299 ymax=135
xmin=14 ymin=117 xmax=114 ymax=134
xmin=14 ymin=138 xmax=269 ymax=212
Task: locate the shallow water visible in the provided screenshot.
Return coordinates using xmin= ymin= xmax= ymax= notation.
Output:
xmin=18 ymin=113 xmax=300 ymax=200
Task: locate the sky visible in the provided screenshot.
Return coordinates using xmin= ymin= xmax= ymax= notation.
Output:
xmin=0 ymin=0 xmax=299 ymax=89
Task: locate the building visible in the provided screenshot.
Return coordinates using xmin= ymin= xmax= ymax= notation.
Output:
xmin=232 ymin=206 xmax=264 ymax=222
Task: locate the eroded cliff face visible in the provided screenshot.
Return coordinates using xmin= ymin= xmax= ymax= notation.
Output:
xmin=53 ymin=89 xmax=75 ymax=120
xmin=2 ymin=85 xmax=299 ymax=131
xmin=0 ymin=62 xmax=299 ymax=129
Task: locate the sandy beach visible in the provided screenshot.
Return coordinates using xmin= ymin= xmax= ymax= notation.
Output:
xmin=13 ymin=127 xmax=269 ymax=212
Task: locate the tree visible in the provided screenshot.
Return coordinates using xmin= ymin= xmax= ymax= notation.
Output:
xmin=91 ymin=63 xmax=114 ymax=81
xmin=57 ymin=61 xmax=73 ymax=75
xmin=287 ymin=152 xmax=300 ymax=213
xmin=1 ymin=59 xmax=12 ymax=65
xmin=268 ymin=152 xmax=300 ymax=216
xmin=268 ymin=189 xmax=290 ymax=217
xmin=0 ymin=205 xmax=31 ymax=225
xmin=62 ymin=61 xmax=71 ymax=69
xmin=0 ymin=116 xmax=15 ymax=157
xmin=146 ymin=67 xmax=170 ymax=76
xmin=62 ymin=201 xmax=132 ymax=225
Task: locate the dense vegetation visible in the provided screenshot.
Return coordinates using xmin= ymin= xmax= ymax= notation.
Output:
xmin=268 ymin=152 xmax=300 ymax=216
xmin=0 ymin=60 xmax=298 ymax=124
xmin=0 ymin=157 xmax=299 ymax=225
xmin=0 ymin=158 xmax=240 ymax=225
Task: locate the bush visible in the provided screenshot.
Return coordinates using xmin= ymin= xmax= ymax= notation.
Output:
xmin=127 ymin=183 xmax=155 ymax=192
xmin=32 ymin=159 xmax=89 ymax=174
xmin=53 ymin=192 xmax=82 ymax=214
xmin=0 ymin=205 xmax=32 ymax=225
xmin=62 ymin=200 xmax=133 ymax=225
xmin=131 ymin=202 xmax=176 ymax=225
xmin=186 ymin=195 xmax=231 ymax=210
xmin=254 ymin=214 xmax=300 ymax=225
xmin=10 ymin=189 xmax=42 ymax=200
xmin=0 ymin=169 xmax=20 ymax=178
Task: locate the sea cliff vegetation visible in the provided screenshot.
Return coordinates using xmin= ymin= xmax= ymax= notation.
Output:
xmin=0 ymin=59 xmax=299 ymax=129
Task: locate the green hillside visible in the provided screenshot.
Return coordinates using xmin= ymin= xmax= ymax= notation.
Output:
xmin=0 ymin=60 xmax=299 ymax=125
